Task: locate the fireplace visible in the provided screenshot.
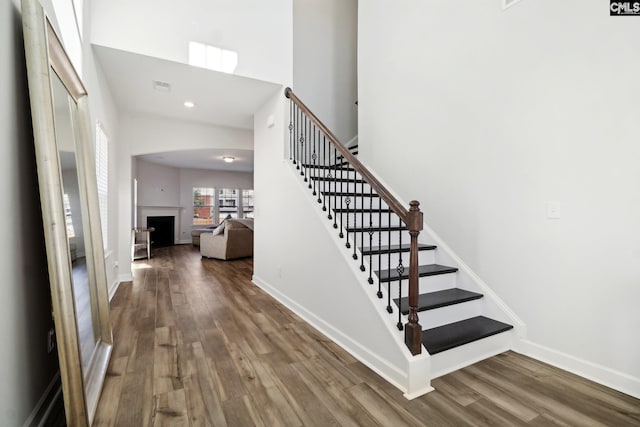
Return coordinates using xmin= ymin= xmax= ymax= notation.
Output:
xmin=147 ymin=216 xmax=175 ymax=248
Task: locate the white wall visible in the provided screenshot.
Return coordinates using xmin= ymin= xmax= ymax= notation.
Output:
xmin=0 ymin=0 xmax=61 ymax=424
xmin=91 ymin=0 xmax=293 ymax=85
xmin=136 ymin=160 xmax=180 ymax=207
xmin=293 ymin=0 xmax=358 ymax=143
xmin=125 ymin=114 xmax=254 ymax=156
xmin=359 ymin=0 xmax=640 ymax=396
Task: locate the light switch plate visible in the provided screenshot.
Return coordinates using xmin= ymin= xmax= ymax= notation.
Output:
xmin=546 ymin=201 xmax=561 ymax=219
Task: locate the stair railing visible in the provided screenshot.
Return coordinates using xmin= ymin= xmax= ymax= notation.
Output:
xmin=285 ymin=87 xmax=424 ymax=355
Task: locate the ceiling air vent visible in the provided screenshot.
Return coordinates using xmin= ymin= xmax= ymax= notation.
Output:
xmin=152 ymin=80 xmax=171 ymax=92
xmin=503 ymin=0 xmax=523 ymax=9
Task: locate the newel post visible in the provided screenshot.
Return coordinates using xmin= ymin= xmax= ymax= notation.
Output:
xmin=405 ymin=200 xmax=424 ymax=355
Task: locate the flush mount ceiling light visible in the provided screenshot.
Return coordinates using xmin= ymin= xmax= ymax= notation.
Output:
xmin=183 ymin=101 xmax=195 ymax=108
xmin=222 ymin=156 xmax=235 ymax=163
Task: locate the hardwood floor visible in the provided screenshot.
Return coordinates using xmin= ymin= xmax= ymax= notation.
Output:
xmin=92 ymin=244 xmax=639 ymax=426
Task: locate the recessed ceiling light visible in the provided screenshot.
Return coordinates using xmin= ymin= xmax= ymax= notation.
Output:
xmin=222 ymin=156 xmax=235 ymax=163
xmin=184 ymin=101 xmax=195 ymax=108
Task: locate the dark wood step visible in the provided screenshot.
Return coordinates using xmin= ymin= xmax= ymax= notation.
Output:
xmin=360 ymin=243 xmax=436 ymax=256
xmin=422 ymin=316 xmax=513 ymax=355
xmin=302 ymin=164 xmax=354 ymax=171
xmin=312 ymin=176 xmax=367 ymax=184
xmin=376 ymin=264 xmax=458 ymax=283
xmin=334 ymin=208 xmax=393 ymax=214
xmin=346 ymin=225 xmax=406 ymax=233
xmin=322 ymin=192 xmax=379 ymax=198
xmin=394 ymin=288 xmax=483 ymax=315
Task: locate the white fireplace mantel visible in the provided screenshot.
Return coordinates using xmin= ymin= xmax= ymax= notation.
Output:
xmin=138 ymin=205 xmax=184 ymax=244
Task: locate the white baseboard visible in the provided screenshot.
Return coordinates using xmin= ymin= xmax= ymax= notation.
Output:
xmin=515 ymin=339 xmax=640 ymax=399
xmin=117 ymin=273 xmax=132 ymax=283
xmin=22 ymin=371 xmax=61 ymax=427
xmin=252 ymin=274 xmax=412 ymax=394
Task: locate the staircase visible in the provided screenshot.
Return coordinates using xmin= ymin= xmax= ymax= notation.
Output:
xmin=285 ymin=88 xmax=515 ymax=384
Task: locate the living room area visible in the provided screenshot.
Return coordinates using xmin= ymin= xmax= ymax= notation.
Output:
xmin=133 ymin=150 xmax=254 ymax=260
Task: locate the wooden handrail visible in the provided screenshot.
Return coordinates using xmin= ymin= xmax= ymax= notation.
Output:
xmin=285 ymin=87 xmax=409 ymax=222
xmin=285 ymin=87 xmax=424 ymax=356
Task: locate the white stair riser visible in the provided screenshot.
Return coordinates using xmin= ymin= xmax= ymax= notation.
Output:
xmin=337 ymin=230 xmax=410 ymax=246
xmin=331 ymin=198 xmax=388 ymax=210
xmin=417 ymin=300 xmax=483 ymax=330
xmin=385 ymin=273 xmax=458 ymax=295
xmin=362 ymin=250 xmax=436 ymax=271
xmin=315 ymin=181 xmax=373 ymax=194
xmin=429 ymin=331 xmax=514 ymax=380
xmin=336 ymin=213 xmax=403 ymax=228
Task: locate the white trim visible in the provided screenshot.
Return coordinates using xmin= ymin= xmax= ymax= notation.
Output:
xmin=344 ymin=134 xmax=358 ymax=149
xmin=252 ymin=274 xmax=416 ymax=395
xmin=117 ymin=273 xmax=133 ymax=283
xmin=404 ymin=385 xmax=435 ymax=400
xmin=22 ymin=372 xmax=61 ymax=427
xmin=516 ymin=340 xmax=640 ymax=399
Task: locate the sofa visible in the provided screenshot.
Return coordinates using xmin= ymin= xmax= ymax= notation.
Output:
xmin=200 ymin=218 xmax=253 ymax=260
xmin=191 ymin=225 xmax=216 ymax=246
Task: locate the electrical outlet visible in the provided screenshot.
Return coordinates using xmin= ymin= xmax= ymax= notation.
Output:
xmin=546 ymin=201 xmax=561 ymax=219
xmin=47 ymin=328 xmax=55 ymax=353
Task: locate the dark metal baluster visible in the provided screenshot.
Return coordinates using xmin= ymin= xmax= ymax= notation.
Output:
xmin=387 ymin=210 xmax=392 ymax=313
xmin=305 ymin=117 xmax=310 ymax=180
xmin=299 ymin=114 xmax=305 ymax=176
xmin=345 ymin=166 xmax=351 ymax=248
xmin=322 ymin=135 xmax=328 ymax=212
xmin=352 ymin=169 xmax=359 ymax=260
xmin=311 ymin=125 xmax=317 ymax=191
xmin=294 ymin=105 xmax=299 ymax=168
xmin=367 ymin=186 xmax=374 ymax=284
xmin=359 ymin=178 xmax=365 ymax=267
xmin=397 ymin=219 xmax=404 ymax=330
xmin=289 ymin=101 xmax=293 ymax=163
xmin=377 ymin=206 xmax=383 ymax=298
xmin=338 ymin=147 xmax=344 ymax=238
xmin=333 ymin=146 xmax=342 ymax=228
xmin=308 ymin=120 xmax=312 ymax=185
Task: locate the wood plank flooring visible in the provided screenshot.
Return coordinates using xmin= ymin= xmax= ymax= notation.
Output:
xmin=93 ymin=244 xmax=640 ymax=426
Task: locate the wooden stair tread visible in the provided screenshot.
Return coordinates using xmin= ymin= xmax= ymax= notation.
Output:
xmin=311 ymin=176 xmax=367 ymax=183
xmin=322 ymin=191 xmax=380 ymax=197
xmin=394 ymin=288 xmax=482 ymax=314
xmin=346 ymin=225 xmax=406 ymax=233
xmin=303 ymin=164 xmax=355 ymax=171
xmin=376 ymin=264 xmax=458 ymax=282
xmin=333 ymin=208 xmax=393 ymax=213
xmin=360 ymin=243 xmax=436 ymax=255
xmin=422 ymin=316 xmax=513 ymax=355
